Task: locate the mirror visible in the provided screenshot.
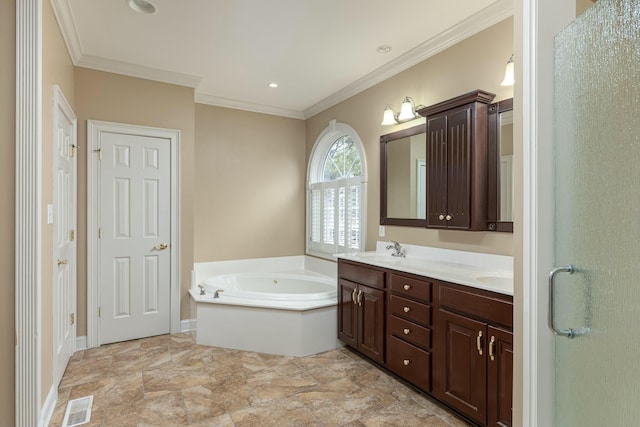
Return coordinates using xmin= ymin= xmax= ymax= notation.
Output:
xmin=380 ymin=124 xmax=427 ymax=227
xmin=487 ymin=98 xmax=514 ymax=232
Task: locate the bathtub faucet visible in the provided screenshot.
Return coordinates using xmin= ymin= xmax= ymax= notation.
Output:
xmin=212 ymin=289 xmax=224 ymax=298
xmin=197 ymin=284 xmax=206 ymax=295
xmin=386 ymin=241 xmax=405 ymax=257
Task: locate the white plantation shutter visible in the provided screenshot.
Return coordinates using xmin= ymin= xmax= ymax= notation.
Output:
xmin=307 ymin=122 xmax=366 ymax=257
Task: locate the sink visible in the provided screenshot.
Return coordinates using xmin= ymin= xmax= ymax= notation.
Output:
xmin=353 ymin=253 xmax=402 ymax=263
xmin=475 ymin=275 xmax=513 ymax=290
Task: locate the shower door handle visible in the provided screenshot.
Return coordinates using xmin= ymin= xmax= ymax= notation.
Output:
xmin=548 ymin=264 xmax=590 ymax=338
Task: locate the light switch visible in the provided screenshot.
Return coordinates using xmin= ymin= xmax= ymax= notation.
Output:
xmin=379 ymin=225 xmax=385 ymax=237
xmin=47 ymin=204 xmax=54 ymax=224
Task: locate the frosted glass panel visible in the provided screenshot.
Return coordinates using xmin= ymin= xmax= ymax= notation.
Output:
xmin=553 ymin=0 xmax=640 ymax=425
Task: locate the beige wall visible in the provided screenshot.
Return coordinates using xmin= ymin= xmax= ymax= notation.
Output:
xmin=194 ymin=104 xmax=306 ymax=261
xmin=0 ymin=0 xmax=15 ymax=424
xmin=40 ymin=0 xmax=76 ymax=403
xmin=74 ymin=68 xmax=196 ymax=329
xmin=306 ymin=17 xmax=515 ymax=256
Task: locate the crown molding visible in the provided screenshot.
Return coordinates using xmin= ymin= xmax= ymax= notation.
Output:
xmin=51 ymin=0 xmax=512 ymax=120
xmin=77 ymin=55 xmax=203 ymax=88
xmin=195 ymin=93 xmax=305 ymax=120
xmin=50 ymin=0 xmax=83 ymax=63
xmin=303 ymin=0 xmax=514 ymax=119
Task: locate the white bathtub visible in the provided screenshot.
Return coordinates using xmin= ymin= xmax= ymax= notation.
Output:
xmin=189 ymin=256 xmax=342 ymax=357
xmin=202 ymin=272 xmax=337 ymax=302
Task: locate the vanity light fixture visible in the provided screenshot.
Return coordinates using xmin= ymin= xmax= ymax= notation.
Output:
xmin=381 ymin=96 xmax=424 ymax=125
xmin=127 ymin=0 xmax=157 ymax=14
xmin=501 ymin=54 xmax=515 ymax=86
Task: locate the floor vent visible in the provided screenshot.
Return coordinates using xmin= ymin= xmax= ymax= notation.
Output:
xmin=62 ymin=395 xmax=93 ymax=427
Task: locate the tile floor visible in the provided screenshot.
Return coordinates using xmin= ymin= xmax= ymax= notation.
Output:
xmin=49 ymin=333 xmax=472 ymax=427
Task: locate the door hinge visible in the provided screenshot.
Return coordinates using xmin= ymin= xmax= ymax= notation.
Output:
xmin=98 ymin=227 xmax=102 ymax=238
xmin=70 ymin=313 xmax=75 ymax=325
xmin=70 ymin=229 xmax=75 ymax=241
xmin=93 ymin=148 xmax=102 ymax=160
xmin=98 ymin=307 xmax=101 ymax=317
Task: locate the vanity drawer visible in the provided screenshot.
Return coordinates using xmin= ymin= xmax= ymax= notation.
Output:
xmin=389 ymin=295 xmax=431 ymax=327
xmin=439 ymin=283 xmax=513 ymax=328
xmin=338 ymin=260 xmax=385 ymax=289
xmin=387 ymin=335 xmax=431 ymax=392
xmin=389 ymin=273 xmax=432 ymax=303
xmin=388 ymin=315 xmax=431 ymax=350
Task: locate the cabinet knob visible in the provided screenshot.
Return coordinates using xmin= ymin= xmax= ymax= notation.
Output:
xmin=403 ymin=359 xmax=411 ymax=366
xmin=438 ymin=214 xmax=445 ymax=220
xmin=403 ymin=306 xmax=411 ymax=313
xmin=403 ymin=328 xmax=411 ymax=335
xmin=403 ymin=284 xmax=411 ymax=291
xmin=445 ymin=214 xmax=452 ymax=221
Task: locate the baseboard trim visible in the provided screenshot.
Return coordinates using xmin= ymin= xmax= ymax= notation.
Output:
xmin=180 ymin=319 xmax=195 ymax=333
xmin=40 ymin=385 xmax=57 ymax=427
xmin=76 ymin=336 xmax=88 ymax=351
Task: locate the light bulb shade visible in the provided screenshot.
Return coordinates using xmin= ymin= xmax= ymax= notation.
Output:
xmin=397 ymin=97 xmax=417 ymax=121
xmin=381 ymin=106 xmax=398 ymax=125
xmin=501 ymin=56 xmax=514 ymax=86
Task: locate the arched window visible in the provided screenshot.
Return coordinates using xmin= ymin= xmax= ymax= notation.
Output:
xmin=307 ymin=120 xmax=367 ymax=257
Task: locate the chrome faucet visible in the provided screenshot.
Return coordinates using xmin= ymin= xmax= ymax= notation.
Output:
xmin=385 ymin=241 xmax=405 ymax=257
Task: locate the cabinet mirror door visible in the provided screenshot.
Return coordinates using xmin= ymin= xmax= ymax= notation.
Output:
xmin=487 ymin=98 xmax=514 ymax=232
xmin=380 ymin=124 xmax=427 ymax=227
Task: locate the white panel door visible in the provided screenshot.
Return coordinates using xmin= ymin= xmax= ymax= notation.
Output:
xmin=99 ymin=132 xmax=171 ymax=344
xmin=53 ymin=87 xmax=77 ymax=385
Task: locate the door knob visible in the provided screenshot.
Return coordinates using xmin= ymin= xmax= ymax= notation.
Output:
xmin=153 ymin=242 xmax=168 ymax=250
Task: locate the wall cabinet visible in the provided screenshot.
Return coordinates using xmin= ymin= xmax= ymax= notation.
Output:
xmin=435 ymin=282 xmax=513 ymax=427
xmin=337 ymin=261 xmax=385 ymax=364
xmin=418 ymin=90 xmax=495 ymax=230
xmin=337 ymin=259 xmax=513 ymax=427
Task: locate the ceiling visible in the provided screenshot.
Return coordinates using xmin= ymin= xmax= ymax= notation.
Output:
xmin=51 ymin=0 xmax=513 ymax=119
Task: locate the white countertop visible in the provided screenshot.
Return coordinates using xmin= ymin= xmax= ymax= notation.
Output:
xmin=335 ymin=242 xmax=513 ymax=296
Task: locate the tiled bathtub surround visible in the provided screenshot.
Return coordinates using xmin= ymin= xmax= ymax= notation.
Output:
xmin=49 ymin=333 xmax=471 ymax=427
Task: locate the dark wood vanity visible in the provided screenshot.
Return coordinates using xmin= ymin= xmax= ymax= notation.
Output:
xmin=338 ymin=258 xmax=513 ymax=427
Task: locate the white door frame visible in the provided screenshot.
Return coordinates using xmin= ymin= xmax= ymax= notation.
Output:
xmin=52 ymin=85 xmax=77 ymax=385
xmin=86 ymin=120 xmax=181 ymax=348
xmin=520 ymin=1 xmax=575 ymax=426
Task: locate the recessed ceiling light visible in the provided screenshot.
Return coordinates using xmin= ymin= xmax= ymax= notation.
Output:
xmin=268 ymin=83 xmax=279 ymax=88
xmin=127 ymin=0 xmax=156 ymax=14
xmin=376 ymin=45 xmax=392 ymax=54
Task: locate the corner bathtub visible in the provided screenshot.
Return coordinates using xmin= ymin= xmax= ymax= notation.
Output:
xmin=189 ymin=270 xmax=341 ymax=357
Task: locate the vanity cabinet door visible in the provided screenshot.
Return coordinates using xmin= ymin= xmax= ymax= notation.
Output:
xmin=436 ymin=309 xmax=488 ymax=426
xmin=358 ymin=284 xmax=385 ymax=364
xmin=487 ymin=326 xmax=513 ymax=427
xmin=427 ymin=114 xmax=449 ymax=228
xmin=338 ymin=279 xmax=358 ymax=348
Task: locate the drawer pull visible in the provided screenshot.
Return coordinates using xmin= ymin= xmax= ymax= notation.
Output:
xmin=403 ymin=328 xmax=411 ymax=335
xmin=403 ymin=306 xmax=411 ymax=313
xmin=357 ymin=290 xmax=363 ymax=306
xmin=403 ymin=359 xmax=411 ymax=366
xmin=489 ymin=336 xmax=496 ymax=361
xmin=351 ymin=288 xmax=357 ymax=305
xmin=477 ymin=330 xmax=483 ymax=356
xmin=403 ymin=284 xmax=411 ymax=291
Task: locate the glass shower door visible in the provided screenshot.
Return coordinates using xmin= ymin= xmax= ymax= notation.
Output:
xmin=552 ymin=0 xmax=640 ymax=425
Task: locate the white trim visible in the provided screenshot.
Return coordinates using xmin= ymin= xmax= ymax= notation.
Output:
xmin=49 ymin=0 xmax=82 ymax=64
xmin=86 ymin=120 xmax=181 ymax=348
xmin=522 ymin=1 xmax=575 ymax=426
xmin=180 ymin=319 xmax=195 ymax=333
xmin=76 ymin=336 xmax=87 ymax=351
xmin=303 ymin=0 xmax=514 ymax=118
xmin=39 ymin=385 xmax=57 ymax=427
xmin=195 ymin=94 xmax=304 ymax=120
xmin=15 ymin=0 xmax=42 ymax=425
